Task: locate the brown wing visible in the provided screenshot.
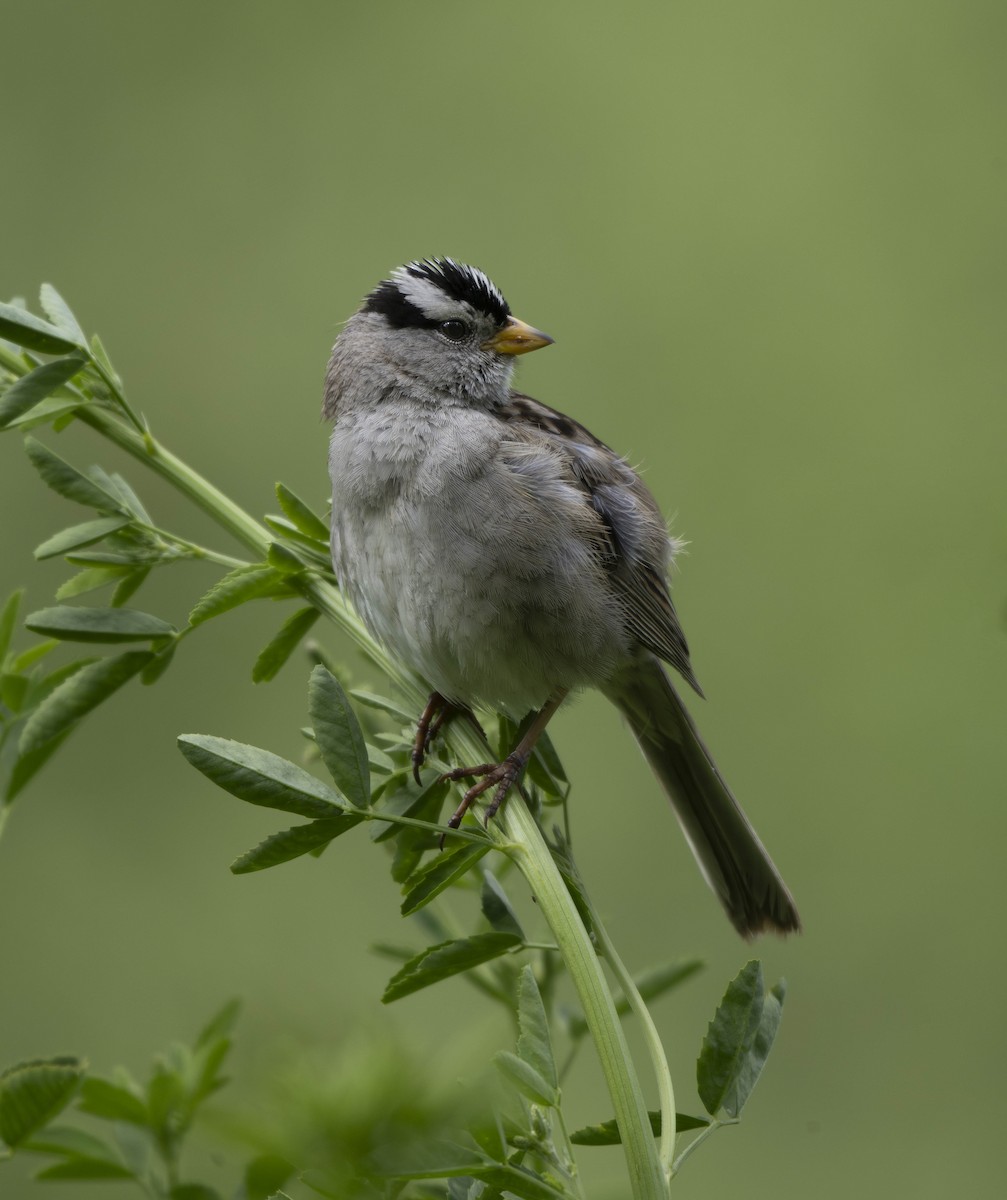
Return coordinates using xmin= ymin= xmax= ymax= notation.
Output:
xmin=499 ymin=392 xmax=704 ymax=696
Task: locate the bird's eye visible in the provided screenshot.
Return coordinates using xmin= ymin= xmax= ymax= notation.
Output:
xmin=438 ymin=319 xmax=469 ymax=342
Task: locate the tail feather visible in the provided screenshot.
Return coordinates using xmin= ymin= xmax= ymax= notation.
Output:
xmin=606 ymin=656 xmax=800 ymax=938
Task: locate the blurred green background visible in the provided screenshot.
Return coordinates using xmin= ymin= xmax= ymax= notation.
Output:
xmin=2 ymin=1 xmax=1004 ymax=1195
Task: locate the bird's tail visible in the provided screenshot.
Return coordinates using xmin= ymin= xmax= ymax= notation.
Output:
xmin=605 ymin=656 xmax=800 ymax=938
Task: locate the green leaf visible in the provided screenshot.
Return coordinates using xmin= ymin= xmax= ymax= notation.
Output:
xmin=39 ymin=285 xmax=87 ymax=346
xmin=569 ymin=1111 xmax=709 ymax=1145
xmin=0 ymin=300 xmax=82 ymax=354
xmin=262 ymin=517 xmax=333 ymax=568
xmin=34 ymin=516 xmax=131 ymax=560
xmin=400 ymin=841 xmax=491 ymax=916
xmin=350 ymin=689 xmax=416 ymax=723
xmin=308 ymin=666 xmax=370 ymax=809
xmin=89 ymin=333 xmax=120 ymax=385
xmin=0 ymin=1057 xmax=85 ymax=1148
xmin=244 ymin=1153 xmax=294 ymax=1200
xmin=35 ymin=1157 xmax=135 ymax=1181
xmin=54 ymin=566 xmax=129 ymax=601
xmin=0 ymin=355 xmax=85 ymax=429
xmin=188 ymin=565 xmax=291 ymax=627
xmin=140 ymin=640 xmax=177 ymax=685
xmin=3 ymin=723 xmax=73 ymax=802
xmin=515 ymin=966 xmax=557 ymax=1092
xmin=77 ymin=1078 xmax=148 ymax=1125
xmin=170 ymin=1185 xmax=223 ymax=1200
xmin=23 ymin=437 xmax=123 ymax=512
xmin=387 ymin=1140 xmax=566 ymax=1200
xmin=25 ymin=605 xmax=175 ymax=643
xmin=178 ymin=734 xmax=348 ymax=817
xmin=9 ymin=638 xmax=59 ymax=673
xmin=24 ymin=1125 xmax=122 ymax=1159
xmin=230 ymin=815 xmax=363 ymax=873
xmin=697 ymin=960 xmax=785 ymax=1118
xmin=265 ymin=540 xmax=307 ymax=575
xmin=18 ymin=651 xmax=152 ymax=757
xmin=1 ymin=672 xmax=28 ymax=711
xmin=372 ymin=776 xmax=448 ymax=843
xmin=196 ymin=999 xmax=241 ymax=1050
xmin=480 ymin=872 xmax=525 ymax=939
xmin=252 ymin=606 xmax=319 ymax=683
xmin=494 ymin=1051 xmax=557 ymax=1107
xmin=382 ymin=932 xmax=521 ymax=1003
xmin=0 ymin=589 xmax=22 ymax=664
xmin=111 ymin=566 xmax=152 ymax=608
xmin=275 ymin=482 xmax=330 ymax=541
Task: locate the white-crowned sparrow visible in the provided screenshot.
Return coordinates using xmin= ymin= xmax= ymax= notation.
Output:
xmin=323 ymin=258 xmax=799 ymax=937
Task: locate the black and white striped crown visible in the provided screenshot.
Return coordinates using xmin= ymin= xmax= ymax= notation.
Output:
xmin=363 ymin=258 xmax=511 ymax=330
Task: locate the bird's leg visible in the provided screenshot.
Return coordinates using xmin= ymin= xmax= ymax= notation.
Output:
xmin=412 ymin=693 xmax=484 ymax=784
xmin=441 ymin=690 xmax=568 ymax=837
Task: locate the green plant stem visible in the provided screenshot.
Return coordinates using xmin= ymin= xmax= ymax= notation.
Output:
xmin=56 ymin=397 xmax=669 ymax=1199
xmin=592 ymin=914 xmax=677 ymax=1179
xmin=670 ymin=1116 xmax=735 ymax=1176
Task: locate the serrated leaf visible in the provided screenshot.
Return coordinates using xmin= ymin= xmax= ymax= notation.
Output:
xmin=569 ymin=1111 xmax=709 ymax=1145
xmin=697 ymin=960 xmax=785 ymax=1118
xmin=0 ymin=589 xmax=22 ymax=663
xmin=178 ymin=734 xmax=347 ymax=816
xmin=0 ymin=1057 xmax=85 ymax=1148
xmin=34 ymin=516 xmax=131 ymax=560
xmin=480 ymin=872 xmax=525 ymax=939
xmin=23 ymin=437 xmax=122 ymax=512
xmin=494 ymin=1050 xmax=557 ymax=1108
xmin=230 ymin=815 xmax=363 ymax=873
xmin=0 ymin=355 xmax=85 ymax=429
xmin=382 ymin=932 xmax=520 ymax=1003
xmin=308 ymin=666 xmax=370 ymax=808
xmin=23 ymin=658 xmax=98 ymax=709
xmin=18 ymin=651 xmax=152 ymax=757
xmin=252 ymin=606 xmax=319 ymax=683
xmin=188 ymin=565 xmax=289 ymax=627
xmin=25 ymin=605 xmax=175 ymax=643
xmin=39 ymin=285 xmax=86 ymax=345
xmin=400 ymin=841 xmax=490 ymax=916
xmin=56 ymin=566 xmax=133 ymax=601
xmin=77 ymin=1078 xmax=148 ymax=1125
xmin=515 ymin=966 xmax=556 ymax=1091
xmin=0 ymin=300 xmax=82 ymax=354
xmin=275 ymin=482 xmax=330 ymax=541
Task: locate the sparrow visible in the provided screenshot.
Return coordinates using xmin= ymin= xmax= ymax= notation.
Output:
xmin=323 ymin=258 xmax=799 ymax=937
